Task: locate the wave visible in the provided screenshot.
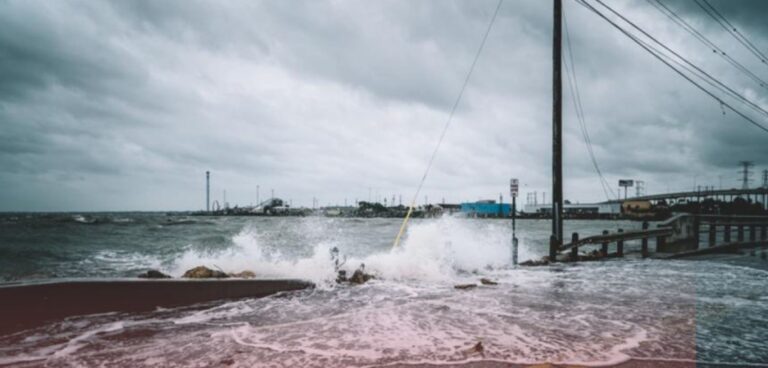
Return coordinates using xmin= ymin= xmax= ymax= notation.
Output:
xmin=167 ymin=216 xmax=533 ymax=287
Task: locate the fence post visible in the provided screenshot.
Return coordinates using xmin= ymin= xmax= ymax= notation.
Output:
xmin=571 ymin=232 xmax=579 ymax=261
xmin=762 ymin=224 xmax=767 ymax=241
xmin=601 ymin=230 xmax=609 ymax=256
xmin=657 ymin=231 xmax=666 ymax=252
xmin=724 ymin=219 xmax=731 ymax=243
xmin=641 ymin=222 xmax=649 ymax=258
xmin=693 ymin=216 xmax=700 ymax=250
xmin=708 ymin=220 xmax=716 ymax=247
xmin=617 ymin=228 xmax=624 ymax=257
xmin=750 ymin=225 xmax=757 ymax=242
xmin=738 ymin=224 xmax=744 ymax=242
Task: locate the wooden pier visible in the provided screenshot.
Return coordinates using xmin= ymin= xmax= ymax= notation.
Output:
xmin=556 ymin=213 xmax=768 ymax=261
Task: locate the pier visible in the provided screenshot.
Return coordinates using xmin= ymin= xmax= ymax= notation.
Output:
xmin=555 ymin=213 xmax=768 ymax=262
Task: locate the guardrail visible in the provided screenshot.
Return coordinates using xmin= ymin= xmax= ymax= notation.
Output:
xmin=557 ymin=213 xmax=768 ymax=261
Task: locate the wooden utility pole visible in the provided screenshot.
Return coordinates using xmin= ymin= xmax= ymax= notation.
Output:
xmin=551 ymin=0 xmax=564 ymax=261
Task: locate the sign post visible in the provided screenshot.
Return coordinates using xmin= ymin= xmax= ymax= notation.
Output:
xmin=510 ymin=178 xmax=519 ymax=266
xmin=618 ymin=179 xmax=634 ymax=200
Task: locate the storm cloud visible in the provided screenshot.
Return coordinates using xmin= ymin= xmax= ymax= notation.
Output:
xmin=0 ymin=0 xmax=766 ymax=211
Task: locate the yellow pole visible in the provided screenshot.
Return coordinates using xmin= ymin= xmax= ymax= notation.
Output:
xmin=392 ymin=201 xmax=416 ymax=249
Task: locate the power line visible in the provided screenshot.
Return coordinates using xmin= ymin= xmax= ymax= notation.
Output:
xmin=575 ymin=0 xmax=768 ymax=134
xmin=695 ymin=0 xmax=768 ymax=65
xmin=562 ymin=11 xmax=617 ymax=201
xmin=392 ymin=0 xmax=503 ymax=249
xmin=592 ymin=0 xmax=768 ymax=122
xmin=646 ymin=0 xmax=768 ymax=90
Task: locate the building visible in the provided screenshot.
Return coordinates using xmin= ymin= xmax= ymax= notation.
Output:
xmin=523 ymin=202 xmax=621 ymax=215
xmin=460 ymin=200 xmax=511 ymax=217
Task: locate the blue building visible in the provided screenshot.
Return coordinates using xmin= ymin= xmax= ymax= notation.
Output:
xmin=460 ymin=200 xmax=511 ymax=217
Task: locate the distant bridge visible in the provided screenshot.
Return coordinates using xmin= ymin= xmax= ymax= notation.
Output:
xmin=604 ymin=188 xmax=768 ymax=208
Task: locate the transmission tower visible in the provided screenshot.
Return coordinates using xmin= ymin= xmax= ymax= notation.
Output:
xmin=739 ymin=161 xmax=754 ymax=189
xmin=635 ymin=180 xmax=645 ymax=197
xmin=763 ymin=169 xmax=768 ymax=188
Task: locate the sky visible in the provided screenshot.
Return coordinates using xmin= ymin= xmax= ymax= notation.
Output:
xmin=1 ymin=0 xmax=767 ymax=211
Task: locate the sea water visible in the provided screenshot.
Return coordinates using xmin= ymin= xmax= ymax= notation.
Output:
xmin=0 ymin=213 xmax=767 ymax=367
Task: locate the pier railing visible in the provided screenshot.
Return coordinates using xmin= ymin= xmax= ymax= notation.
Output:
xmin=557 ymin=213 xmax=768 ymax=261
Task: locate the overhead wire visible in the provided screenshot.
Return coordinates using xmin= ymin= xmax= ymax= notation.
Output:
xmin=591 ymin=0 xmax=768 ymax=121
xmin=695 ymin=0 xmax=768 ymax=65
xmin=574 ymin=0 xmax=768 ymax=134
xmin=391 ymin=0 xmax=504 ymax=249
xmin=562 ymin=10 xmax=618 ymax=201
xmin=646 ymin=0 xmax=768 ymax=89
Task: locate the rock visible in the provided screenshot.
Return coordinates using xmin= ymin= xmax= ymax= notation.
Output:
xmin=520 ymin=256 xmax=550 ymax=266
xmin=454 ymin=283 xmax=477 ymax=290
xmin=348 ymin=269 xmax=374 ymax=284
xmin=182 ymin=266 xmax=229 ymax=279
xmin=229 ymin=270 xmax=256 ymax=278
xmin=137 ymin=270 xmax=171 ymax=279
xmin=479 ymin=278 xmax=498 ymax=285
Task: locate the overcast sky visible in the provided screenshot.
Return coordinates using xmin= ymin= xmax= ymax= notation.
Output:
xmin=1 ymin=0 xmax=767 ymax=211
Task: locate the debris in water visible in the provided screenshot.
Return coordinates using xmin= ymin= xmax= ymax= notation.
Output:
xmin=454 ymin=284 xmax=477 ymax=290
xmin=137 ymin=270 xmax=171 ymax=279
xmin=336 ymin=269 xmax=348 ymax=283
xmin=463 ymin=341 xmax=485 ymax=357
xmin=480 ymin=278 xmax=498 ymax=285
xmin=182 ymin=266 xmax=229 ymax=279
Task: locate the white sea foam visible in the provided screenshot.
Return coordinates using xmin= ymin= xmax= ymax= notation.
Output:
xmin=167 ymin=216 xmax=534 ymax=285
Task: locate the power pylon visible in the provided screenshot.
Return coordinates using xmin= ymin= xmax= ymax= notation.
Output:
xmin=739 ymin=161 xmax=754 ymax=189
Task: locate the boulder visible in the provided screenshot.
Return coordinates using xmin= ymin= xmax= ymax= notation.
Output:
xmin=137 ymin=270 xmax=171 ymax=279
xmin=348 ymin=269 xmax=374 ymax=284
xmin=182 ymin=266 xmax=229 ymax=279
xmin=229 ymin=270 xmax=256 ymax=278
xmin=520 ymin=256 xmax=550 ymax=266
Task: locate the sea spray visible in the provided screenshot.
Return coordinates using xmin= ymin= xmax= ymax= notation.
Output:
xmin=168 ymin=216 xmax=536 ymax=284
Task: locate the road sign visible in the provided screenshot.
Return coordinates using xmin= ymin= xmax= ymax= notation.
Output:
xmin=618 ymin=179 xmax=634 ymax=187
xmin=510 ymin=178 xmax=519 ymax=197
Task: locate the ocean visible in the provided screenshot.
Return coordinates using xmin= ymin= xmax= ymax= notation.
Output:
xmin=0 ymin=213 xmax=767 ymax=367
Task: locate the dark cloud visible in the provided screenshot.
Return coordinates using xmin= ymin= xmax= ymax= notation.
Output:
xmin=0 ymin=0 xmax=766 ymax=211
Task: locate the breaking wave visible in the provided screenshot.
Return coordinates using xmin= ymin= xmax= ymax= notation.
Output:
xmin=167 ymin=216 xmax=534 ymax=287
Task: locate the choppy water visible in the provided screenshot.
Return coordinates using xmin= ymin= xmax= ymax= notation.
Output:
xmin=0 ymin=213 xmax=767 ymax=367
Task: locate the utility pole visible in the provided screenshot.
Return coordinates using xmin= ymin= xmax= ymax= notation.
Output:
xmin=551 ymin=0 xmax=564 ymax=261
xmin=739 ymin=161 xmax=753 ymax=189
